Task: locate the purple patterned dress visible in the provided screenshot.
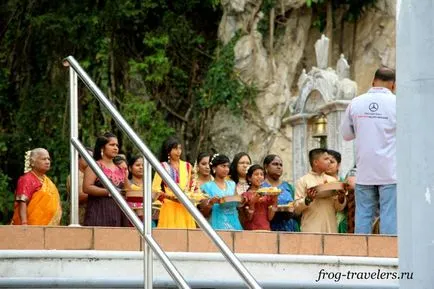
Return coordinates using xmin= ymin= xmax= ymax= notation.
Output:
xmin=84 ymin=161 xmax=127 ymax=227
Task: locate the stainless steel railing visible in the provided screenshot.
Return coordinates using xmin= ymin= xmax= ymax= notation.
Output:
xmin=63 ymin=55 xmax=261 ymax=289
xmin=72 ymin=138 xmax=189 ymax=288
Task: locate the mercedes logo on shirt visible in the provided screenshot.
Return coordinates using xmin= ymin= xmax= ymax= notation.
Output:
xmin=369 ymin=102 xmax=379 ymax=112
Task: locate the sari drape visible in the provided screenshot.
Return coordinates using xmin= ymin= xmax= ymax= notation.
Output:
xmin=12 ymin=173 xmax=62 ymax=226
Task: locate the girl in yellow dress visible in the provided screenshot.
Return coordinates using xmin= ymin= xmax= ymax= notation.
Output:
xmin=151 ymin=137 xmax=195 ymax=228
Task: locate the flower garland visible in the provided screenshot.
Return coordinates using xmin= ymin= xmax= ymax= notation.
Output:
xmin=24 ymin=150 xmax=32 ymax=173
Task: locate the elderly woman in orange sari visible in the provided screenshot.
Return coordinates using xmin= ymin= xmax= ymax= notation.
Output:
xmin=11 ymin=148 xmax=62 ymax=225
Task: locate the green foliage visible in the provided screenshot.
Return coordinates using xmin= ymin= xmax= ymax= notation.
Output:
xmin=121 ymin=94 xmax=175 ymax=154
xmin=209 ymin=0 xmax=221 ymax=9
xmin=306 ymin=0 xmax=326 ymax=8
xmin=0 ymin=0 xmax=227 ymax=222
xmin=257 ymin=0 xmax=277 ymax=36
xmin=0 ymin=171 xmax=13 ymax=224
xmin=306 ymin=0 xmax=378 ymax=31
xmin=129 ymin=33 xmax=171 ymax=85
xmin=343 ymin=0 xmax=378 ymax=22
xmin=199 ymin=35 xmax=257 ymax=113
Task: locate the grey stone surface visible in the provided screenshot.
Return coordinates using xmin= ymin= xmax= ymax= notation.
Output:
xmin=209 ymin=0 xmax=395 ymax=182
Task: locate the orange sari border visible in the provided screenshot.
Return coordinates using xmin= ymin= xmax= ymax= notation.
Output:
xmin=11 ymin=176 xmax=62 ymax=226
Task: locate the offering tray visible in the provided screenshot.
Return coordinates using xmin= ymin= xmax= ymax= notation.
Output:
xmin=257 ymin=187 xmax=281 ymax=196
xmin=152 ymin=200 xmax=162 ymax=211
xmin=163 ymin=192 xmax=209 ymax=203
xmin=314 ymin=182 xmax=345 ymax=199
xmin=276 ymin=202 xmax=295 ymax=212
xmin=185 ymin=192 xmax=209 ymax=203
xmin=219 ymin=195 xmax=243 ymax=205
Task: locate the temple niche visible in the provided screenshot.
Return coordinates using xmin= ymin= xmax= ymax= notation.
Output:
xmin=283 ymin=35 xmax=357 ymax=181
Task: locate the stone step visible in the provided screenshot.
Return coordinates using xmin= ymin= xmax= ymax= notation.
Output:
xmin=0 ymin=250 xmax=399 ymax=288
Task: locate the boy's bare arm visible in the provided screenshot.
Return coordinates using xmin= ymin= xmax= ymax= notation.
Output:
xmin=334 ymin=193 xmax=347 ymax=212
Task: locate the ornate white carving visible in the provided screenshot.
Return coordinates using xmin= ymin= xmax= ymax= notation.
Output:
xmin=336 ymin=54 xmax=350 ymax=80
xmin=289 ymin=46 xmax=358 ymax=180
xmin=337 ymin=78 xmax=357 ymax=100
xmin=314 ymin=34 xmax=329 ymax=69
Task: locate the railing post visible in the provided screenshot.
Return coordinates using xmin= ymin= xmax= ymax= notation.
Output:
xmin=64 ymin=56 xmax=259 ymax=288
xmin=144 ymin=158 xmax=153 ymax=289
xmin=71 ymin=138 xmax=190 ymax=289
xmin=69 ymin=67 xmax=79 ymax=226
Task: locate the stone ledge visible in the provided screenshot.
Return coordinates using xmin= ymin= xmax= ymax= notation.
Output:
xmin=0 ymin=226 xmax=397 ymax=257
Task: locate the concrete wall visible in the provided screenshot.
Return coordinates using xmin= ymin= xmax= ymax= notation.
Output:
xmin=0 ymin=226 xmax=401 ymax=288
xmin=0 ymin=226 xmax=397 ymax=257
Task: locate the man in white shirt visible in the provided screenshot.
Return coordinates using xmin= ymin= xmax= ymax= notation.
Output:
xmin=340 ymin=67 xmax=396 ymax=235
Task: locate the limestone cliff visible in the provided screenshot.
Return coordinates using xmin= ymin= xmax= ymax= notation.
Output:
xmin=209 ymin=0 xmax=396 ymax=181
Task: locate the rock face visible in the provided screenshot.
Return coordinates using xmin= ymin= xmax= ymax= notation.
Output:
xmin=210 ymin=0 xmax=396 ymax=181
xmin=352 ymin=2 xmax=396 ymax=93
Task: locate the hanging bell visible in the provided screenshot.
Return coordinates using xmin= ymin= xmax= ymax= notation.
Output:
xmin=312 ymin=115 xmax=327 ymax=138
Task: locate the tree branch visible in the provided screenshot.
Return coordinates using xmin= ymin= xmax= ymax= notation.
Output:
xmin=157 ymin=97 xmax=188 ymax=122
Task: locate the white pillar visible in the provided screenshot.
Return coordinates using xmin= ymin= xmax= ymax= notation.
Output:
xmin=290 ymin=116 xmax=310 ymax=182
xmin=397 ymin=1 xmax=434 ymax=288
xmin=322 ymin=101 xmax=354 ymax=178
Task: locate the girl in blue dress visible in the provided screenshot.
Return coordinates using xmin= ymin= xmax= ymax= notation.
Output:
xmin=262 ymin=154 xmax=299 ymax=232
xmin=200 ymin=154 xmax=243 ymax=230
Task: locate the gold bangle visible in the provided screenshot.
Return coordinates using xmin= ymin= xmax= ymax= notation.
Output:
xmin=268 ymin=205 xmax=278 ymax=212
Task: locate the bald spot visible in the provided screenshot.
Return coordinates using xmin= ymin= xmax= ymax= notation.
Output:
xmin=374 ymin=67 xmax=396 ymax=82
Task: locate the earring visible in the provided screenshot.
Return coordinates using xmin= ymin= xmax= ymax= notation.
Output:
xmin=212 ymin=169 xmax=215 ymax=174
xmin=101 ymin=150 xmax=104 ymax=158
xmin=168 ymin=154 xmax=171 ymax=163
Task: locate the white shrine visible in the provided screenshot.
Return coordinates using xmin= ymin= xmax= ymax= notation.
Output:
xmin=284 ymin=35 xmax=357 ymax=181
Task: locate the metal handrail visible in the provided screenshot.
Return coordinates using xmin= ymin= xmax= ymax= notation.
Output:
xmin=71 ymin=138 xmax=190 ymax=288
xmin=63 ymin=55 xmax=261 ymax=289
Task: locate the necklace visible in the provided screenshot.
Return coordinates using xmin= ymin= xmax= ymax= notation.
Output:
xmin=215 ymin=180 xmax=226 ymax=191
xmin=131 ymin=178 xmax=143 ymax=187
xmin=198 ymin=176 xmax=212 ymax=184
xmin=31 ymin=171 xmax=45 ymax=183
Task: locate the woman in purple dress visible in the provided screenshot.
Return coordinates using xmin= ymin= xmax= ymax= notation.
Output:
xmin=83 ymin=132 xmax=129 ymax=226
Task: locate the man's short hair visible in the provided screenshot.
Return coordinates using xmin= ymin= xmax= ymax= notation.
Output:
xmin=327 ymin=149 xmax=341 ymax=164
xmin=374 ymin=67 xmax=395 ymax=82
xmin=309 ymin=148 xmax=328 ymax=167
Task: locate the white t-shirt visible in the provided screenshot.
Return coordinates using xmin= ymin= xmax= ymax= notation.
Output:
xmin=341 ymin=87 xmax=396 ymax=185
